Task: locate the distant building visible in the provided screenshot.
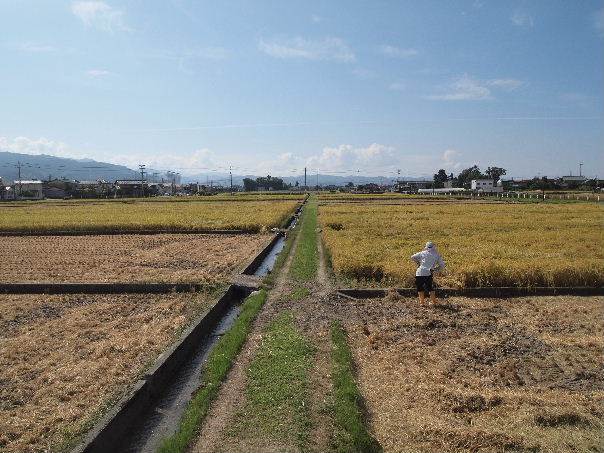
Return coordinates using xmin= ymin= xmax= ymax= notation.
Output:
xmin=114 ymin=180 xmax=147 ymax=197
xmin=13 ymin=180 xmax=44 ymax=200
xmin=74 ymin=180 xmax=114 ymax=197
xmin=44 ymin=186 xmax=68 ymax=199
xmin=354 ymin=183 xmax=384 ymax=194
xmin=393 ymin=180 xmax=430 ymax=193
xmin=418 ymin=188 xmax=466 ymax=194
xmin=561 ymin=175 xmax=587 ymax=183
xmin=471 ymin=179 xmax=503 ymax=193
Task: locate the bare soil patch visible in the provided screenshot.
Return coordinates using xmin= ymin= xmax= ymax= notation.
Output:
xmin=0 ymin=292 xmax=213 ymax=452
xmin=343 ymin=295 xmax=604 ymax=452
xmin=0 ymin=234 xmax=267 ymax=284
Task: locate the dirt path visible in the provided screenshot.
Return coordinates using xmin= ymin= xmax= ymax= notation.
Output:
xmin=301 ymin=226 xmax=336 ymax=452
xmin=192 ymin=228 xmax=302 ymax=453
xmin=191 ymin=199 xmax=351 ymax=453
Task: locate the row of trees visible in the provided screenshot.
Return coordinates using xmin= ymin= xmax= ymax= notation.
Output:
xmin=242 ymin=175 xmax=290 ymax=191
xmin=433 ymin=166 xmax=507 ymax=189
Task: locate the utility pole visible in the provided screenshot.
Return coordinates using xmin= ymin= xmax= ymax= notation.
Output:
xmin=229 ymin=165 xmax=233 ymax=194
xmin=304 ymin=167 xmax=307 ymax=190
xmin=316 ymin=168 xmax=319 ymax=190
xmin=17 ymin=161 xmax=23 ymax=199
xmin=139 ymin=164 xmax=146 ymax=197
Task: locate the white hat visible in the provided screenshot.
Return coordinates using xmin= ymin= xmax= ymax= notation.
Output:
xmin=425 ymin=241 xmax=435 ymax=249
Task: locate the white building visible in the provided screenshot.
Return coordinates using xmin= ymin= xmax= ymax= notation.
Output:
xmin=561 ymin=175 xmax=587 ymax=183
xmin=13 ymin=180 xmax=44 ymax=200
xmin=418 ymin=188 xmax=466 ymax=194
xmin=471 ymin=179 xmax=503 ymax=193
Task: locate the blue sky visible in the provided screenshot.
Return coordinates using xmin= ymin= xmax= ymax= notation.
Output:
xmin=1 ymin=0 xmax=603 ymax=178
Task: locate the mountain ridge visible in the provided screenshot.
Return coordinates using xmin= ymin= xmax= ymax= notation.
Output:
xmin=0 ymin=151 xmax=431 ymax=186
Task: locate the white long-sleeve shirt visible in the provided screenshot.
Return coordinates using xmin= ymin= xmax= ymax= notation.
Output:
xmin=411 ymin=249 xmax=445 ymax=277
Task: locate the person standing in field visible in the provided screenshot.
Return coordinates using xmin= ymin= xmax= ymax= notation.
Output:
xmin=411 ymin=241 xmax=445 ymax=305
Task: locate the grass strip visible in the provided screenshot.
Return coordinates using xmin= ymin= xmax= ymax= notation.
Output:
xmin=231 ymin=311 xmax=314 ymax=449
xmin=289 ymin=197 xmax=318 ymax=282
xmin=157 ymin=289 xmax=268 ymax=453
xmin=330 ymin=321 xmax=382 ymax=453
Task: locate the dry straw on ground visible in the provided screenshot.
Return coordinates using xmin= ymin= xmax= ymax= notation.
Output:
xmin=0 ymin=292 xmax=212 ymax=452
xmin=0 ymin=234 xmax=267 ymax=284
xmin=319 ymin=201 xmax=603 ymax=287
xmin=347 ymin=295 xmax=604 ymax=453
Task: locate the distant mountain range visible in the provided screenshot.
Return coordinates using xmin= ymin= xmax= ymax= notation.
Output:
xmin=0 ymin=151 xmax=430 ymax=186
xmin=0 ymin=152 xmax=138 ymax=182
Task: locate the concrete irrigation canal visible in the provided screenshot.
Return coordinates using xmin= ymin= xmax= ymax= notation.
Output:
xmin=114 ymin=290 xmax=248 ymax=453
xmin=71 ymin=203 xmax=304 ymax=453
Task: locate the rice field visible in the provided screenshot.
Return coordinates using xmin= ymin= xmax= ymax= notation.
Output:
xmin=319 ymin=200 xmax=603 ymax=287
xmin=0 ymin=193 xmax=305 ymax=208
xmin=0 ymin=291 xmax=214 ymax=452
xmin=0 ymin=234 xmax=268 ymax=284
xmin=0 ymin=199 xmax=300 ymax=233
xmin=346 ymin=295 xmax=604 ymax=453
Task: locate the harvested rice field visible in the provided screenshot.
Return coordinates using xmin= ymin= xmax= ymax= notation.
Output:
xmin=319 ymin=200 xmax=603 ymax=288
xmin=0 ymin=291 xmax=215 ymax=452
xmin=0 ymin=199 xmax=300 ymax=233
xmin=344 ymin=295 xmax=604 ymax=453
xmin=0 ymin=234 xmax=268 ymax=284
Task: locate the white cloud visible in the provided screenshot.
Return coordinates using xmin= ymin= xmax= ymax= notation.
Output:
xmin=258 ymin=37 xmax=355 ymax=62
xmin=311 ymin=14 xmax=323 ymax=24
xmin=88 ymin=148 xmax=221 ymax=175
xmin=595 ymin=8 xmax=604 ymax=38
xmin=71 ymin=1 xmax=129 ymax=32
xmin=427 ymin=75 xmax=525 ymax=101
xmin=305 ymin=143 xmax=395 ymax=172
xmin=426 ymin=74 xmax=492 ymax=101
xmin=442 ymin=149 xmax=463 ymax=170
xmin=389 ymin=82 xmax=406 ymax=91
xmin=0 ymin=136 xmax=74 ymax=158
xmin=486 ymin=78 xmax=525 ymax=90
xmin=86 ymin=69 xmax=111 ymax=77
xmin=378 ymin=45 xmax=419 ymax=59
xmin=511 ymin=10 xmax=534 ymax=28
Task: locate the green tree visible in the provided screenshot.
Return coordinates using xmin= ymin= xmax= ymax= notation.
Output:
xmin=433 ymin=169 xmax=448 ymax=188
xmin=456 ymin=165 xmax=485 ymax=188
xmin=243 ymin=178 xmax=258 ymax=191
xmin=485 ymin=166 xmax=507 ymax=183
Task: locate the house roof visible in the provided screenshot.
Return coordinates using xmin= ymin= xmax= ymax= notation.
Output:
xmin=14 ymin=180 xmax=43 ymax=184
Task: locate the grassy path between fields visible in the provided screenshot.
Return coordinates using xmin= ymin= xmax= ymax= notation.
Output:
xmin=164 ymin=195 xmax=378 ymax=453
